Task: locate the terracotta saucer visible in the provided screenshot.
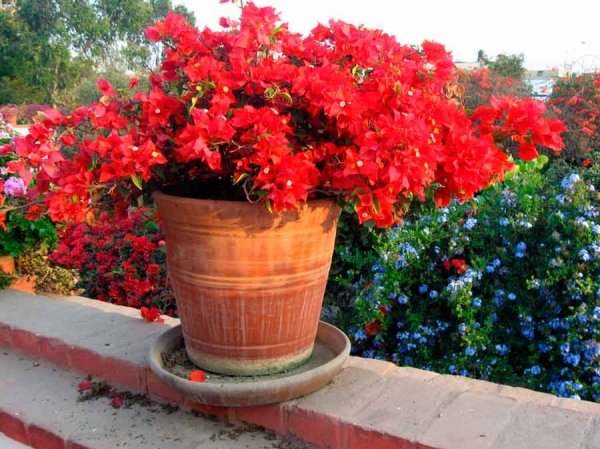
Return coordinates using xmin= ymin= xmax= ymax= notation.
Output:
xmin=148 ymin=321 xmax=351 ymax=407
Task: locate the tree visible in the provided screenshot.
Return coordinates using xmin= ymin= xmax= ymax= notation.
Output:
xmin=0 ymin=0 xmax=195 ymax=105
xmin=482 ymin=52 xmax=527 ymax=80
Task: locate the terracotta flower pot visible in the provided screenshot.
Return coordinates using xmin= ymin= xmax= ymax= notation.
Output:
xmin=0 ymin=255 xmax=36 ymax=293
xmin=154 ymin=192 xmax=341 ymax=376
xmin=0 ymin=255 xmax=15 ymax=274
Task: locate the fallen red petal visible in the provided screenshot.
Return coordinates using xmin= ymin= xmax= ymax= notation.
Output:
xmin=189 ymin=370 xmax=206 ymax=383
xmin=110 ymin=396 xmax=123 ymax=408
xmin=78 ymin=380 xmax=92 ymax=391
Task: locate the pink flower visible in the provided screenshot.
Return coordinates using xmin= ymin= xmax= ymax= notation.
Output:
xmin=3 ymin=177 xmax=26 ymax=197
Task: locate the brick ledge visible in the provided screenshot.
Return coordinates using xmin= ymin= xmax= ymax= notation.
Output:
xmin=1 ymin=289 xmax=599 ymax=449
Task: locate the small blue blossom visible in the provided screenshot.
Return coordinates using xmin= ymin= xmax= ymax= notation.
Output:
xmin=579 ymin=249 xmax=592 ymax=262
xmin=465 ymin=346 xmax=476 ymax=357
xmin=397 ymin=294 xmax=409 ymax=305
xmin=538 ymin=343 xmax=552 ymax=353
xmin=463 ymin=218 xmax=477 ymax=230
xmin=565 ymin=353 xmax=581 ymax=367
xmin=354 ymin=329 xmax=366 ymax=341
xmin=517 ymin=219 xmax=533 ymax=229
xmin=515 ymin=241 xmax=527 ymax=258
xmin=498 ymin=218 xmax=510 ymax=226
xmin=429 ymin=290 xmax=439 ymax=299
xmin=495 ymin=344 xmax=509 ymax=356
xmin=524 ymin=366 xmax=541 ymax=376
xmin=418 ymin=284 xmax=428 ymax=295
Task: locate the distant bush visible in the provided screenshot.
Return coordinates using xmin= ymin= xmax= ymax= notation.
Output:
xmin=548 ymin=72 xmax=600 ymax=163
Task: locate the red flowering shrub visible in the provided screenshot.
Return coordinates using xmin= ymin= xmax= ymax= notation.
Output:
xmin=49 ymin=208 xmax=177 ymax=316
xmin=3 ymin=2 xmax=565 ymax=230
xmin=458 ymin=68 xmax=533 ymax=112
xmin=548 ymin=73 xmax=600 ymax=162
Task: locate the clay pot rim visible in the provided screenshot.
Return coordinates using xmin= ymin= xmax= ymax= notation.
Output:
xmin=153 ymin=190 xmax=340 ymax=210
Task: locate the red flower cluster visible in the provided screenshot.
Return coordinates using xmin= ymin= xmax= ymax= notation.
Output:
xmin=443 ymin=257 xmax=468 ymax=274
xmin=140 ymin=306 xmax=164 ymax=323
xmin=548 ymin=72 xmax=600 ymax=162
xmin=49 ymin=208 xmax=176 ymax=315
xmin=3 ymin=2 xmax=565 ymax=228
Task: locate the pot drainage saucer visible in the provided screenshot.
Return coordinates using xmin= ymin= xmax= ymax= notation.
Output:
xmin=148 ymin=321 xmax=350 ymax=407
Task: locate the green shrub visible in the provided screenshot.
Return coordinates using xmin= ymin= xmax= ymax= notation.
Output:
xmin=338 ymin=156 xmax=600 ymax=401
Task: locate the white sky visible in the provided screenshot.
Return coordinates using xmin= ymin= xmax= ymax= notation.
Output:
xmin=176 ymin=0 xmax=600 ymax=72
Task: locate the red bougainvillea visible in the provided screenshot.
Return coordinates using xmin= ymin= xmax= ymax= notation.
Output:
xmin=2 ymin=2 xmax=565 ymax=228
xmin=49 ymin=208 xmax=176 ymax=315
xmin=548 ymin=72 xmax=600 ymax=162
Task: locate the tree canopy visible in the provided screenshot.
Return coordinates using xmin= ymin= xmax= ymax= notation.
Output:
xmin=482 ymin=52 xmax=527 ymax=80
xmin=0 ymin=0 xmax=195 ymax=105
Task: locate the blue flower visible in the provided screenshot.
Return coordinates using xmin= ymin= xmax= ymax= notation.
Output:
xmin=354 ymin=329 xmax=366 ymax=341
xmin=538 ymin=343 xmax=552 ymax=353
xmin=498 ymin=218 xmax=510 ymax=227
xmin=521 ymin=327 xmax=534 ymax=340
xmin=429 ymin=290 xmax=439 ymax=299
xmin=465 ymin=346 xmax=476 ymax=357
xmin=463 ymin=218 xmax=477 ymax=230
xmin=495 ymin=344 xmax=509 ymax=356
xmin=517 ymin=219 xmax=533 ymax=229
xmin=472 ymin=297 xmax=482 ymax=307
xmin=579 ymin=249 xmax=592 ymax=262
xmin=418 ymin=284 xmax=428 ymax=295
xmin=363 ymin=350 xmax=375 ymax=358
xmin=397 ymin=295 xmax=409 ymax=305
xmin=458 ymin=323 xmax=467 ymax=334
xmin=515 ymin=241 xmax=527 ymax=258
xmin=565 ymin=353 xmax=581 ymax=367
xmin=525 ymin=366 xmax=541 ymax=376
xmin=508 ymin=293 xmax=516 ymax=301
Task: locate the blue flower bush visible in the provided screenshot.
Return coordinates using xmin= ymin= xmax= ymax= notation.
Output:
xmin=333 ymin=155 xmax=600 ymax=401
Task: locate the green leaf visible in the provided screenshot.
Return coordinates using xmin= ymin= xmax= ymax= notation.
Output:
xmin=264 ymin=87 xmax=276 ymax=99
xmin=131 ymin=175 xmax=143 ymax=190
xmin=343 ymin=204 xmax=356 ymax=214
xmin=233 ymin=173 xmax=250 ymax=185
xmin=279 ymin=92 xmax=293 ymax=104
xmin=117 ymin=185 xmax=131 ymax=199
